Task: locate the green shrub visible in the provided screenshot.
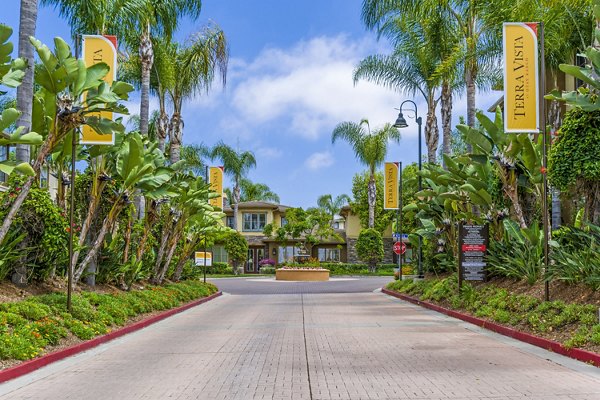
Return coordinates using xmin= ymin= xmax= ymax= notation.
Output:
xmin=386 ymin=276 xmax=600 ymax=349
xmin=0 ymin=281 xmax=217 ymax=361
xmin=260 ymin=266 xmax=275 ymax=274
xmin=356 ymin=229 xmax=384 ymax=271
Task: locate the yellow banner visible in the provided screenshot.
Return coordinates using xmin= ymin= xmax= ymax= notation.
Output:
xmin=81 ymin=35 xmax=117 ymax=145
xmin=209 ymin=166 xmax=224 ymax=209
xmin=503 ymin=23 xmax=539 ymax=133
xmin=384 ymin=162 xmax=399 ymax=210
xmin=194 ymin=251 xmax=212 ymax=267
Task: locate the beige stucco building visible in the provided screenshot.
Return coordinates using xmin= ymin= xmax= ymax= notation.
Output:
xmin=213 ymin=201 xmax=411 ymax=273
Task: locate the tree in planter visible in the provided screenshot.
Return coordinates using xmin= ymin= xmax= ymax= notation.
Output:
xmin=224 ymin=231 xmax=248 ymax=275
xmin=0 ymin=36 xmax=133 ymax=246
xmin=355 ymin=228 xmax=384 ymax=273
xmin=263 ymin=207 xmax=339 ymax=263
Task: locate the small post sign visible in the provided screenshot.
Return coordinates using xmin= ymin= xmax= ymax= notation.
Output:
xmin=458 ymin=224 xmax=489 ymax=286
xmin=195 ymin=251 xmax=212 ymax=267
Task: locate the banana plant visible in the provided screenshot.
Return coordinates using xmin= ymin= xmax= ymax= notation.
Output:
xmin=458 ymin=109 xmax=542 ymax=228
xmin=153 ymin=174 xmax=219 ymax=284
xmin=545 ymin=1 xmax=600 ymax=110
xmin=0 ymin=36 xmax=133 ymax=246
xmin=74 ymin=133 xmax=172 ymax=281
xmin=69 ymin=135 xmax=125 ymax=273
xmin=0 ymin=25 xmax=42 ymax=179
xmin=171 ymin=210 xmax=229 ymax=281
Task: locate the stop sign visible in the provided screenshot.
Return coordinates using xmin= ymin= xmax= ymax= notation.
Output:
xmin=393 ymin=241 xmax=406 ymax=255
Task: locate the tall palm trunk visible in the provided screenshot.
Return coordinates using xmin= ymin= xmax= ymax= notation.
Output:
xmin=169 ymin=111 xmax=183 ymax=164
xmin=441 ymin=81 xmax=452 ymax=168
xmin=139 ymin=26 xmax=153 ymax=138
xmin=15 ymin=0 xmax=38 ymax=164
xmin=368 ymin=172 xmax=376 ymax=229
xmin=425 ymin=97 xmax=439 ymax=163
xmin=70 ymin=180 xmax=107 ymax=269
xmin=157 ymin=94 xmax=169 ymax=152
xmin=465 ymin=17 xmax=477 ymax=130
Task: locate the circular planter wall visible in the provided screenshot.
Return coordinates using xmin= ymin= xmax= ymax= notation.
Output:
xmin=275 ymin=268 xmax=330 ymax=281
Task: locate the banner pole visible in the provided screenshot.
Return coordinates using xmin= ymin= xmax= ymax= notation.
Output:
xmin=398 ymin=162 xmax=403 ymax=281
xmin=539 ymin=22 xmax=550 ymax=302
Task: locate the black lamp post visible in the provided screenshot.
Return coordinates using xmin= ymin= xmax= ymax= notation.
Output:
xmin=393 ymin=100 xmax=424 ymax=279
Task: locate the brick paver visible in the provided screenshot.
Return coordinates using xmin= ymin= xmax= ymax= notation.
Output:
xmin=1 ymin=284 xmax=600 ymax=399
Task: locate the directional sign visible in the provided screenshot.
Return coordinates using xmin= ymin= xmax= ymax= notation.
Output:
xmin=393 ymin=241 xmax=406 ymax=255
xmin=195 ymin=251 xmax=212 ymax=267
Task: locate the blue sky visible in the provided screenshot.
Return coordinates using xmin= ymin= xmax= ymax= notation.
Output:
xmin=4 ymin=1 xmax=500 ymax=208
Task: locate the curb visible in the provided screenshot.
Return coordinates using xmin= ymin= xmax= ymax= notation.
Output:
xmin=381 ymin=288 xmax=600 ymax=368
xmin=0 ymin=291 xmax=222 ymax=384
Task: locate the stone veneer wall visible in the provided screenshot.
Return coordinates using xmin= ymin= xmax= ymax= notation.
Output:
xmin=346 ymin=237 xmax=395 ymax=265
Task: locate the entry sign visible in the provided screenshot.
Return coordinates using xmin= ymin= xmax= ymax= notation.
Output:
xmin=81 ymin=35 xmax=118 ymax=145
xmin=459 ymin=224 xmax=489 ymax=281
xmin=503 ymin=23 xmax=539 ymax=133
xmin=393 ymin=241 xmax=406 ymax=256
xmin=195 ymin=251 xmax=212 ymax=267
xmin=384 ymin=162 xmax=400 ymax=210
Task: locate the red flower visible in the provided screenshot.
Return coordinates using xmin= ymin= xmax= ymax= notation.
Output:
xmin=540 ymin=166 xmax=548 ymax=174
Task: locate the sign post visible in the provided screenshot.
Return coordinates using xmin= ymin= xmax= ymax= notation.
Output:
xmin=458 ymin=224 xmax=489 ymax=289
xmin=503 ymin=22 xmax=550 ymax=301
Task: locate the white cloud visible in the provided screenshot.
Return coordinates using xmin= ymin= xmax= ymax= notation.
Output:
xmin=255 ymin=146 xmax=283 ymax=160
xmin=228 ymin=35 xmax=403 ymax=140
xmin=304 ymin=151 xmax=334 ymax=171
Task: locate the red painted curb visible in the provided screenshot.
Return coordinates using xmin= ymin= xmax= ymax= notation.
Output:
xmin=381 ymin=288 xmax=600 ymax=368
xmin=0 ymin=291 xmax=222 ymax=384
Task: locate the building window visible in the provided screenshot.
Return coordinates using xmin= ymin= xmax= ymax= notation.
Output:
xmin=212 ymin=245 xmax=228 ymax=263
xmin=226 ymin=216 xmax=235 ymax=229
xmin=280 ymin=217 xmax=288 ymax=227
xmin=278 ymin=246 xmax=298 ymax=263
xmin=333 ymin=222 xmax=339 ymax=229
xmin=318 ymin=248 xmax=340 ymax=262
xmin=243 ymin=213 xmax=266 ymax=231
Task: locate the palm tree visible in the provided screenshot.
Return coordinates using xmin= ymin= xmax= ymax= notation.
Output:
xmin=239 ymin=178 xmax=280 ymax=203
xmin=180 ymin=143 xmax=209 ymax=177
xmin=15 ymin=0 xmax=38 ymax=164
xmin=331 ymin=119 xmax=400 ymax=228
xmin=167 ymin=25 xmax=228 ymax=163
xmin=353 ymin=19 xmax=441 ymax=162
xmin=41 ymin=0 xmax=203 ymax=138
xmin=362 ymin=0 xmax=506 ymax=129
xmin=317 ymin=193 xmax=351 ymax=227
xmin=210 ymin=142 xmax=257 ymax=230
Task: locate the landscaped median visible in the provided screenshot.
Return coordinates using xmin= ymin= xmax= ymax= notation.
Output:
xmin=383 ymin=277 xmax=600 ymax=367
xmin=0 ymin=281 xmax=220 ymax=382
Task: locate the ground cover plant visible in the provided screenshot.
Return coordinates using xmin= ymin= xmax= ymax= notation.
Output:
xmin=0 ymin=281 xmax=217 ymax=363
xmin=386 ymin=276 xmax=600 ymax=351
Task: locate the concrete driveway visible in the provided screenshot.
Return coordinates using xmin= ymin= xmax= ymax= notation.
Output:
xmin=1 ymin=278 xmax=600 ymax=400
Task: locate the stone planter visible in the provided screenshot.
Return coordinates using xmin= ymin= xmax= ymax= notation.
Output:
xmin=275 ymin=268 xmax=330 ymax=281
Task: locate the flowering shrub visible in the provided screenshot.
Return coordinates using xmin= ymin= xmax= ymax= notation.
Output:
xmin=258 ymin=258 xmax=276 ymax=267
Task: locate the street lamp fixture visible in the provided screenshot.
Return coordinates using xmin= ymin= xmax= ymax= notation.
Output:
xmin=393 ymin=100 xmax=424 ymax=279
